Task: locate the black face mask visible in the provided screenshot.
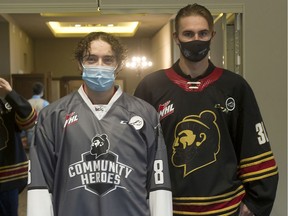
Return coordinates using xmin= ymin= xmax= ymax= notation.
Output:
xmin=178 ymin=40 xmax=211 ymax=62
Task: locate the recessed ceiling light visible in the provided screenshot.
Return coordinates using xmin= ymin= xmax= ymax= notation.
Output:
xmin=46 ymin=21 xmax=139 ymax=37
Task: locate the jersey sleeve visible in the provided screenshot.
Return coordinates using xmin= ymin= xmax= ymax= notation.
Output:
xmin=235 ymin=81 xmax=278 ymax=215
xmin=135 ymin=75 xmax=172 ymax=216
xmin=27 ymin=112 xmax=55 ymax=216
xmin=27 ymin=145 xmax=54 ymax=216
xmin=5 ymin=90 xmax=37 ymax=130
xmin=147 ymin=122 xmax=172 ymax=216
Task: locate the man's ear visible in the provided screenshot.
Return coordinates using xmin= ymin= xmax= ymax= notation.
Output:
xmin=173 ymin=32 xmax=179 ymax=44
xmin=211 ymin=31 xmax=216 ymax=39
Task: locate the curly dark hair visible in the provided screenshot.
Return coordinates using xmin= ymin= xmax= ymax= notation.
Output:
xmin=74 ymin=32 xmax=127 ymax=71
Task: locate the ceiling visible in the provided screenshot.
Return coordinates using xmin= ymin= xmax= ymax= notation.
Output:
xmin=0 ymin=1 xmax=242 ymax=40
xmin=0 ymin=1 xmax=241 ymax=40
xmin=3 ymin=12 xmax=174 ymax=39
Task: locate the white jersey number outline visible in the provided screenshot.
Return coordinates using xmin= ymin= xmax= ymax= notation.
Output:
xmin=256 ymin=122 xmax=269 ymax=145
xmin=154 ymin=160 xmax=164 ymax=184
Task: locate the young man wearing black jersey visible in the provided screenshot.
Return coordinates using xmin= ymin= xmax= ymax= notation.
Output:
xmin=27 ymin=32 xmax=172 ymax=216
xmin=135 ymin=4 xmax=278 ymax=216
xmin=0 ymin=77 xmax=37 ymax=216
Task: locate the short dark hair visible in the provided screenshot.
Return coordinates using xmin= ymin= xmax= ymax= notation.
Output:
xmin=175 ymin=4 xmax=214 ymax=33
xmin=32 ymin=82 xmax=44 ymax=95
xmin=74 ymin=32 xmax=127 ymax=71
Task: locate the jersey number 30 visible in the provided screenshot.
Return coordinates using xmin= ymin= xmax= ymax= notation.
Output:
xmin=256 ymin=122 xmax=269 ymax=145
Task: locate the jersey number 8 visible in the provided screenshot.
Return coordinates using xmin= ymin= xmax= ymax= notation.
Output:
xmin=154 ymin=160 xmax=164 ymax=184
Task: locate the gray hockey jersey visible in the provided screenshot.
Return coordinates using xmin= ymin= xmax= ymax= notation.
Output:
xmin=27 ymin=86 xmax=172 ymax=216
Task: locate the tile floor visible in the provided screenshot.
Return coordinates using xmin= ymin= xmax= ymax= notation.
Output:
xmin=18 ymin=186 xmax=27 ymax=216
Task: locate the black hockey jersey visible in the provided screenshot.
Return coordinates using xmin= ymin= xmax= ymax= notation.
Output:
xmin=27 ymin=86 xmax=172 ymax=216
xmin=134 ymin=61 xmax=278 ymax=216
xmin=0 ymin=90 xmax=37 ymax=192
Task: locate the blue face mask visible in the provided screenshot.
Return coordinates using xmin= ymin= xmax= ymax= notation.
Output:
xmin=82 ymin=65 xmax=116 ymax=92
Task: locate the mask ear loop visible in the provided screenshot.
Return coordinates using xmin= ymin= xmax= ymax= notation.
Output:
xmin=114 ymin=64 xmax=120 ymax=77
xmin=80 ymin=62 xmax=85 ymax=75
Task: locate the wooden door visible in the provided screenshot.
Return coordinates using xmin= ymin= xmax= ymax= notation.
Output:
xmin=11 ymin=73 xmax=52 ymax=101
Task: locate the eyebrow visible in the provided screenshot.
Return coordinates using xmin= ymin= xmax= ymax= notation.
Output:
xmin=82 ymin=55 xmax=115 ymax=60
xmin=183 ymin=29 xmax=210 ymax=32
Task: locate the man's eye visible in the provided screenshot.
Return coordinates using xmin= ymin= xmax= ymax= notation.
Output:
xmin=87 ymin=57 xmax=97 ymax=63
xmin=199 ymin=30 xmax=209 ymax=38
xmin=183 ymin=32 xmax=195 ymax=38
xmin=82 ymin=55 xmax=115 ymax=65
xmin=103 ymin=56 xmax=115 ymax=64
xmin=83 ymin=56 xmax=97 ymax=64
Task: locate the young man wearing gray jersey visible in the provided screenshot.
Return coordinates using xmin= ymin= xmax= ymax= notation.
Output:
xmin=27 ymin=32 xmax=172 ymax=216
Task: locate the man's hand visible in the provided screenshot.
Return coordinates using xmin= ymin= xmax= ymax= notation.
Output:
xmin=239 ymin=203 xmax=254 ymax=216
xmin=0 ymin=78 xmax=12 ymax=98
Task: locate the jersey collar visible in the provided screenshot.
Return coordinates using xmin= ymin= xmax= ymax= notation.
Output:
xmin=173 ymin=59 xmax=216 ymax=81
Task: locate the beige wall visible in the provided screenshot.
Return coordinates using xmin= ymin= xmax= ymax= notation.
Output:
xmin=210 ymin=17 xmax=225 ymax=69
xmin=242 ymin=1 xmax=287 ymax=214
xmin=1 ymin=14 xmax=34 ymax=75
xmin=0 ymin=21 xmax=10 ymax=77
xmin=34 ymin=38 xmax=79 ymax=77
xmin=9 ymin=24 xmax=34 ymax=74
xmin=151 ymin=21 xmax=173 ymax=72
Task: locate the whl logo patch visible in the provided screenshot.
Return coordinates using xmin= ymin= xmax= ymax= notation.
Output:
xmin=64 ymin=112 xmax=79 ymax=128
xmin=68 ymin=134 xmax=133 ymax=196
xmin=158 ymin=100 xmax=174 ymax=120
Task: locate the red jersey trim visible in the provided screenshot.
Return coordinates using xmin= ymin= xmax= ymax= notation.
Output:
xmin=0 ymin=161 xmax=29 ymax=183
xmin=165 ymin=67 xmax=223 ymax=92
xmin=173 ymin=185 xmax=245 ymax=215
xmin=238 ymin=151 xmax=279 ymax=183
xmin=16 ymin=108 xmax=37 ymax=130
